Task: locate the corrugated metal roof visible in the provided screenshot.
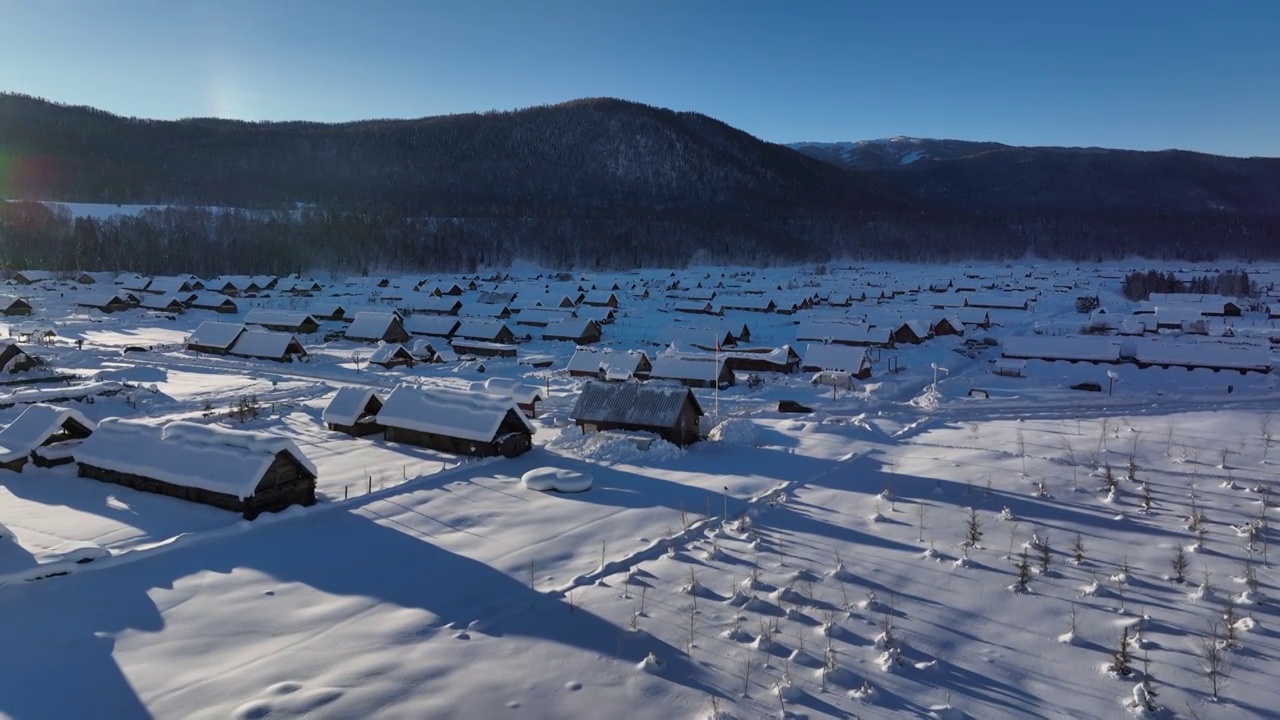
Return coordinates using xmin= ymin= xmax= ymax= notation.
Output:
xmin=570 ymin=381 xmax=700 ymax=428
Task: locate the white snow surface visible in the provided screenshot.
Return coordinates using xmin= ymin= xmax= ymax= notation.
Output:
xmin=0 ymin=260 xmax=1278 ymax=719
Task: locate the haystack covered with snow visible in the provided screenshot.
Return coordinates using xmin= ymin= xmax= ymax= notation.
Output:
xmin=521 ymin=467 xmax=593 ymax=493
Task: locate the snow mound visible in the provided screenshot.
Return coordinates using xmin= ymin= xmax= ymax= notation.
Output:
xmin=549 ymin=426 xmax=683 ymax=463
xmin=522 ymin=467 xmax=593 ymax=493
xmin=708 ymin=417 xmax=761 ymax=446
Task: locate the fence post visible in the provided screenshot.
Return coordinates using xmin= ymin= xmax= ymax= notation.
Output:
xmin=368 ymin=476 xmax=372 ymax=495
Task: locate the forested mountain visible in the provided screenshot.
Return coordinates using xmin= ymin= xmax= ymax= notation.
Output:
xmin=1 ymin=93 xmax=1278 ymax=274
xmin=791 ymin=137 xmax=1280 ymax=214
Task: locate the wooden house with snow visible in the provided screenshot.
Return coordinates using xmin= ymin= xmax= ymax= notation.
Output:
xmin=244 ymin=308 xmax=320 ymax=334
xmin=187 ymin=322 xmax=246 ymax=355
xmin=720 ymin=345 xmax=802 ymax=375
xmin=367 ymin=343 xmax=416 ymax=369
xmin=541 ymin=318 xmax=602 ymax=344
xmin=718 ymin=296 xmax=776 ymax=313
xmin=0 ymin=404 xmax=96 ymax=472
xmin=11 ymin=270 xmax=55 ymax=286
xmin=186 ymin=292 xmax=239 ymax=314
xmin=801 ymin=343 xmax=873 ymax=380
xmin=323 ymin=387 xmax=385 ymax=437
xmin=75 ymin=292 xmax=132 ymax=314
xmin=307 ymin=302 xmax=347 ymax=322
xmin=345 ymin=312 xmax=411 ymax=344
xmin=570 ymin=381 xmax=704 ymax=447
xmin=580 ymin=290 xmax=619 ymax=308
xmin=229 ymin=330 xmax=308 ymax=363
xmin=566 ymin=348 xmax=653 ymax=380
xmin=649 ymin=354 xmax=734 ymax=389
xmin=375 ymin=385 xmax=535 ymax=458
xmin=139 ymin=295 xmax=187 ymax=314
xmin=74 ymin=420 xmax=318 ymax=519
xmin=0 ymin=341 xmax=38 ymax=373
xmin=403 ymin=314 xmax=461 ymax=339
xmin=454 ymin=320 xmax=519 ymax=345
xmin=1 ymin=298 xmax=32 ymax=316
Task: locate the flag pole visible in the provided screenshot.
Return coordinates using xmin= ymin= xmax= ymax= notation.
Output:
xmin=714 ymin=332 xmax=720 ymax=419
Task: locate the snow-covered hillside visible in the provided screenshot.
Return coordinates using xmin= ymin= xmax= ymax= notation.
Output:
xmin=0 ymin=261 xmax=1277 ymax=719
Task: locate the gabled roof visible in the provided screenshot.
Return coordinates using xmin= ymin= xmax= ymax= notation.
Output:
xmin=368 ymin=343 xmax=413 ymax=364
xmin=75 ymin=419 xmax=316 ymax=499
xmin=403 ymin=314 xmax=461 ymax=337
xmin=230 ymin=330 xmax=305 ymax=359
xmin=571 ymin=381 xmax=701 ymax=428
xmin=542 ymin=317 xmax=599 ymax=340
xmin=244 ymin=308 xmax=318 ymax=328
xmin=376 ymin=385 xmax=535 ymax=442
xmin=0 ymin=403 xmax=96 ymax=463
xmin=345 ymin=311 xmax=402 ymax=341
xmin=322 ymin=387 xmax=384 ymax=426
xmin=650 ymin=354 xmax=728 ymax=382
xmin=454 ymin=319 xmax=512 ymax=341
xmin=801 ymin=343 xmax=869 ymax=373
xmin=188 ymin=321 xmax=245 ymax=349
xmin=565 ymin=348 xmax=651 ymax=376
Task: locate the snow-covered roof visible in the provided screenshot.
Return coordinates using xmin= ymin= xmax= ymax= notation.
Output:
xmin=322 ymin=387 xmax=383 ymax=426
xmin=188 ymin=291 xmax=237 ymax=308
xmin=801 ymin=343 xmax=869 ymax=373
xmin=187 ymin=321 xmax=245 ymax=350
xmin=1132 ymin=339 xmax=1270 ymax=371
xmin=139 ymin=294 xmax=185 ymax=311
xmin=571 ymin=380 xmax=700 ymax=427
xmin=542 ymin=317 xmax=598 ymax=340
xmin=399 ymin=293 xmax=462 ymax=313
xmin=565 ymin=348 xmax=650 ymax=376
xmin=145 ymin=277 xmax=192 ymax=295
xmin=468 ymin=377 xmax=543 ymax=406
xmin=368 ymin=343 xmax=412 ymax=364
xmin=574 ymin=306 xmax=616 ymax=322
xmin=244 ymin=308 xmax=317 ymax=328
xmin=74 ymin=292 xmax=130 ymax=308
xmin=455 ymin=320 xmax=512 ymax=341
xmin=403 ymin=314 xmax=461 ymax=337
xmin=514 ymin=307 xmax=575 ymax=325
xmin=649 ymin=354 xmax=727 ymax=382
xmin=375 ymin=385 xmax=534 ymax=443
xmin=345 ymin=311 xmax=401 ymax=341
xmin=0 ymin=403 xmax=96 ymax=463
xmin=74 ymin=419 xmax=316 ymax=499
xmin=1001 ymin=336 xmax=1121 ymax=362
xmin=795 ymin=321 xmax=891 ymax=345
xmin=230 ymin=330 xmax=304 ymax=359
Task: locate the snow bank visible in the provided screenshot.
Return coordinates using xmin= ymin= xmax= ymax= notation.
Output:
xmin=521 ymin=467 xmax=593 ymax=493
xmin=549 ymin=426 xmax=683 ymax=464
xmin=707 ymin=417 xmax=761 ymax=446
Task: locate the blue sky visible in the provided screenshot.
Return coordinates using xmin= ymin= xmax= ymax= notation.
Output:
xmin=1 ymin=1 xmax=1277 ymax=156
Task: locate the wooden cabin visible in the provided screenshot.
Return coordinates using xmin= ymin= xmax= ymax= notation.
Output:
xmin=367 ymin=343 xmax=416 ymax=369
xmin=801 ymin=343 xmax=873 ymax=380
xmin=322 ymin=387 xmax=385 ymax=437
xmin=75 ymin=293 xmax=131 ymax=314
xmin=376 ymin=385 xmax=534 ymax=458
xmin=187 ymin=292 xmax=239 ymax=314
xmin=186 ymin=321 xmax=246 ymax=355
xmin=0 ymin=341 xmax=38 ymax=373
xmin=244 ymin=309 xmax=320 ymax=334
xmin=75 ymin=420 xmax=318 ymax=519
xmin=541 ymin=318 xmax=602 ymax=344
xmin=0 ymin=404 xmax=96 ymax=472
xmin=570 ymin=381 xmax=704 ymax=447
xmin=721 ymin=345 xmax=802 ymax=375
xmin=1 ymin=298 xmax=32 ymax=316
xmin=345 ymin=312 xmax=411 ymax=344
xmin=648 ymin=354 xmax=735 ymax=389
xmin=565 ymin=348 xmax=653 ymax=380
xmin=469 ymin=378 xmax=543 ymax=418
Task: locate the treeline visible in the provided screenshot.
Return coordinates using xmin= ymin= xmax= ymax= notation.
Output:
xmin=1121 ymin=268 xmax=1256 ymax=301
xmin=1 ymin=93 xmax=1278 ymax=268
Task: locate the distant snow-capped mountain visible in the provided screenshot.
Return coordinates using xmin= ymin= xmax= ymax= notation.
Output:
xmin=788 ymin=138 xmax=1011 ymax=169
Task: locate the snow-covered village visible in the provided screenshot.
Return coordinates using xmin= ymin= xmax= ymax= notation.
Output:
xmin=4 ymin=4 xmax=1280 ymax=718
xmin=0 ymin=262 xmax=1276 ymax=719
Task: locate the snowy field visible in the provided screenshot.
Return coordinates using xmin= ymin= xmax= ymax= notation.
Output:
xmin=1 ymin=261 xmax=1279 ymax=719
